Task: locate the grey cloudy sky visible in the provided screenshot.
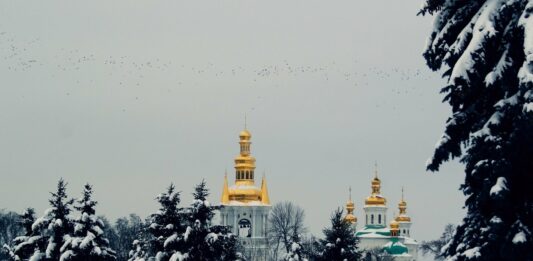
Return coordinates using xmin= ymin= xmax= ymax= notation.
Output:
xmin=0 ymin=0 xmax=465 ymax=254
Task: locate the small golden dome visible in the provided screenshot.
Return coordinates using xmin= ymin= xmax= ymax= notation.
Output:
xmin=344 ymin=213 xmax=357 ymax=224
xmin=395 ymin=215 xmax=411 ymax=222
xmin=239 ymin=129 xmax=251 ymax=140
xmin=365 ymin=195 xmax=386 ymax=205
xmin=365 ymin=174 xmax=386 ymax=206
xmin=395 ymin=188 xmax=411 ymax=222
xmin=390 ymin=220 xmax=400 ymax=229
xmin=343 ymin=187 xmax=358 ymax=224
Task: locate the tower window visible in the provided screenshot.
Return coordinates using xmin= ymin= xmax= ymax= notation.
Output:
xmin=371 ymin=214 xmax=374 ymax=224
xmin=378 ymin=214 xmax=381 ymax=224
xmin=238 ymin=219 xmax=252 ymax=238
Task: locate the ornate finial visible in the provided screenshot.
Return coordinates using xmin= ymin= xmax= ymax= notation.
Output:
xmin=402 ymin=186 xmax=404 ymax=201
xmin=349 ymin=186 xmax=352 ymax=201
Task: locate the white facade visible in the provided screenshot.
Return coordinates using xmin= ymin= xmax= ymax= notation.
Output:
xmin=220 ymin=204 xmax=271 ymax=261
xmin=363 ymin=205 xmax=388 ymax=227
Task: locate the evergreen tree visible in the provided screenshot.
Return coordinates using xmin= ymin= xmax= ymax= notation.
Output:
xmin=182 ymin=180 xmax=240 ymax=261
xmin=7 ymin=208 xmax=37 ymax=260
xmin=60 ymin=183 xmax=116 ymax=261
xmin=317 ymin=209 xmax=361 ymax=261
xmin=419 ymin=0 xmax=533 ymax=259
xmin=144 ymin=183 xmax=186 ymax=261
xmin=28 ymin=178 xmax=74 ymax=261
xmin=283 ymin=234 xmax=307 ymax=261
xmin=128 ymin=238 xmax=149 ymax=261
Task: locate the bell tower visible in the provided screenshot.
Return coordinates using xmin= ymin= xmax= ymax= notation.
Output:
xmin=219 ymin=127 xmax=271 ymax=261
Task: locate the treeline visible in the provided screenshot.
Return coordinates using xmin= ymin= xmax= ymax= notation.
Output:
xmin=0 ymin=179 xmax=370 ymax=261
xmin=1 ymin=179 xmax=240 ymax=261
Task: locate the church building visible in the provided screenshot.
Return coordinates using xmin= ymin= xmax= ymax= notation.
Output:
xmin=219 ymin=128 xmax=271 ymax=261
xmin=344 ymin=168 xmax=419 ymax=260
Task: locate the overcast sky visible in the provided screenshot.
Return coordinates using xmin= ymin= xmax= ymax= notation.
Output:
xmin=0 ymin=0 xmax=465 ymax=258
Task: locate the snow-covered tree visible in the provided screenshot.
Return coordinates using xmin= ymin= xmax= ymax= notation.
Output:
xmin=420 ymin=0 xmax=533 ymax=259
xmin=60 ymin=183 xmax=116 ymax=261
xmin=128 ymin=238 xmax=149 ymax=261
xmin=182 ymin=180 xmax=240 ymax=261
xmin=144 ymin=183 xmax=186 ymax=261
xmin=6 ymin=208 xmax=37 ymax=260
xmin=283 ymin=234 xmax=307 ymax=261
xmin=419 ymin=224 xmax=455 ymax=260
xmin=110 ymin=214 xmax=143 ymax=261
xmin=27 ymin=178 xmax=75 ymax=261
xmin=317 ymin=209 xmax=361 ymax=261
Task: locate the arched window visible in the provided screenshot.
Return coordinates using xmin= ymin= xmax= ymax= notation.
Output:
xmin=378 ymin=214 xmax=381 ymax=224
xmin=238 ymin=219 xmax=252 ymax=238
xmin=371 ymin=214 xmax=374 ymax=224
xmin=366 ymin=215 xmax=368 ymax=224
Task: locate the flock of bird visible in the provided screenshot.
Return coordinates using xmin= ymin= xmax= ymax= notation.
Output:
xmin=0 ymin=29 xmax=437 ymax=111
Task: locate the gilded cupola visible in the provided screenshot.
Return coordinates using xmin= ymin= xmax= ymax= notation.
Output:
xmin=344 ymin=187 xmax=357 ymax=224
xmin=365 ymin=165 xmax=386 ymax=206
xmin=395 ymin=187 xmax=411 ymax=222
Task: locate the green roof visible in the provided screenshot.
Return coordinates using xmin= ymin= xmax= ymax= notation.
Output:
xmin=383 ymin=238 xmax=408 ymax=255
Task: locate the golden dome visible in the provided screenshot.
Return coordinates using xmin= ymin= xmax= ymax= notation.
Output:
xmin=239 ymin=129 xmax=251 ymax=140
xmin=395 ymin=188 xmax=411 ymax=222
xmin=344 ymin=213 xmax=357 ymax=224
xmin=228 ymin=185 xmax=262 ymax=202
xmin=390 ymin=220 xmax=400 ymax=229
xmin=343 ymin=187 xmax=357 ymax=224
xmin=365 ymin=171 xmax=386 ymax=206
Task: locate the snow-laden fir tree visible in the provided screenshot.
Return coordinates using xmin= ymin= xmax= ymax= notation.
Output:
xmin=283 ymin=234 xmax=307 ymax=261
xmin=182 ymin=180 xmax=240 ymax=261
xmin=129 ymin=238 xmax=149 ymax=261
xmin=28 ymin=178 xmax=75 ymax=261
xmin=60 ymin=183 xmax=116 ymax=261
xmin=317 ymin=209 xmax=361 ymax=261
xmin=144 ymin=183 xmax=187 ymax=261
xmin=419 ymin=0 xmax=533 ymax=259
xmin=5 ymin=208 xmax=37 ymax=260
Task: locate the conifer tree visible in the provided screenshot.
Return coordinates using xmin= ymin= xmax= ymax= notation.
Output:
xmin=7 ymin=208 xmax=37 ymax=260
xmin=26 ymin=178 xmax=74 ymax=261
xmin=317 ymin=209 xmax=361 ymax=261
xmin=145 ymin=183 xmax=186 ymax=261
xmin=60 ymin=183 xmax=116 ymax=261
xmin=182 ymin=180 xmax=240 ymax=261
xmin=419 ymin=0 xmax=533 ymax=259
xmin=283 ymin=234 xmax=307 ymax=261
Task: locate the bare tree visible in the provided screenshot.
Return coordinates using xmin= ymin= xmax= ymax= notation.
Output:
xmin=419 ymin=224 xmax=455 ymax=260
xmin=268 ymin=201 xmax=306 ymax=261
